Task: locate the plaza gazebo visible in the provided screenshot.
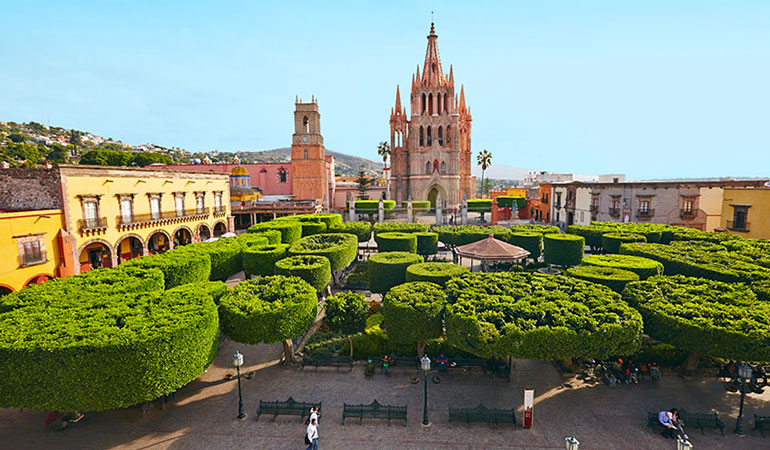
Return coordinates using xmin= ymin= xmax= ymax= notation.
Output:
xmin=456 ymin=235 xmax=530 ymax=272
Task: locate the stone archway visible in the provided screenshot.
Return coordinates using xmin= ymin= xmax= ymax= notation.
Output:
xmin=0 ymin=284 xmax=13 ymax=297
xmin=427 ymin=187 xmax=439 ymax=209
xmin=147 ymin=230 xmax=172 ymax=254
xmin=173 ymin=226 xmax=193 ymax=247
xmin=213 ymin=221 xmax=227 ymax=237
xmin=24 ymin=274 xmax=54 ymax=287
xmin=198 ymin=223 xmax=211 ymax=242
xmin=77 ymin=239 xmax=113 ymax=273
xmin=115 ymin=234 xmax=145 ymax=264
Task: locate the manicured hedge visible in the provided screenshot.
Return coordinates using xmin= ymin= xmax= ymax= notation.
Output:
xmin=235 ymin=233 xmax=270 ymax=248
xmin=275 ymin=255 xmax=331 ymax=291
xmin=601 ymin=232 xmax=646 ymax=254
xmin=219 ymin=276 xmax=317 ymax=345
xmin=567 ymin=222 xmax=669 ymax=249
xmin=623 ymin=275 xmax=770 ymax=361
xmin=0 ymin=273 xmax=219 ymax=411
xmin=581 ymin=254 xmax=663 ymax=280
xmin=328 ymin=221 xmax=372 ymax=242
xmin=467 ymin=199 xmax=492 ymax=212
xmin=375 ymin=232 xmax=417 ymax=253
xmin=722 ymin=239 xmax=770 ymax=269
xmin=170 ymin=280 xmax=229 ymax=304
xmin=566 ymin=265 xmax=639 ymax=292
xmin=245 ymin=229 xmax=282 ymax=245
xmin=248 ymin=221 xmax=302 ymax=244
xmin=372 ymin=222 xmax=429 ymax=236
xmin=288 ymin=233 xmax=358 ymax=272
xmin=664 ymin=227 xmax=741 ymax=244
xmin=243 ymin=244 xmax=290 ymax=277
xmin=751 ymin=280 xmax=770 ymax=301
xmin=368 ymin=252 xmax=424 ymax=294
xmin=405 ymin=262 xmax=469 ymax=286
xmin=444 ymin=272 xmax=642 ymax=360
xmin=619 ymin=241 xmax=770 ymax=283
xmin=402 ymin=200 xmax=431 ymax=213
xmin=192 ymin=238 xmax=245 ymax=281
xmin=383 ymin=281 xmax=446 ymax=345
xmin=122 ymin=247 xmax=211 ymax=289
xmin=543 ymin=233 xmax=584 ymax=266
xmin=352 ymin=200 xmax=396 ymax=215
xmin=276 ymin=213 xmax=342 ymax=229
xmin=433 ymin=225 xmax=512 ymax=246
xmin=495 ymin=196 xmax=526 ymax=209
xmin=415 ymin=232 xmax=439 ymax=256
xmin=508 ymin=232 xmax=543 ymax=259
xmin=509 ymin=224 xmax=560 ymax=235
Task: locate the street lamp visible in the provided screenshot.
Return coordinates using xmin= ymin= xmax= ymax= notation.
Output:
xmin=233 ymin=351 xmax=246 ymax=420
xmin=734 ymin=363 xmax=753 ymax=435
xmin=565 ymin=436 xmax=579 ymax=450
xmin=677 ymin=438 xmax=693 ymax=450
xmin=420 ymin=355 xmax=431 ymax=427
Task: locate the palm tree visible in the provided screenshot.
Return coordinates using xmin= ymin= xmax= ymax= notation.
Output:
xmin=476 ymin=149 xmax=492 ymax=197
xmin=377 ymin=141 xmax=391 ymax=168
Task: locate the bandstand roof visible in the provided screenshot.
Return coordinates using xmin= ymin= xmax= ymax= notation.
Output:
xmin=455 ymin=235 xmax=530 ymax=262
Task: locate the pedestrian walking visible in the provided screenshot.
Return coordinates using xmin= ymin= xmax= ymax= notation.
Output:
xmin=308 ymin=405 xmax=320 ymax=424
xmin=305 ymin=417 xmax=318 ymax=450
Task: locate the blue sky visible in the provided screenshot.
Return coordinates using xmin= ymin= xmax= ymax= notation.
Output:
xmin=1 ymin=1 xmax=768 ymax=179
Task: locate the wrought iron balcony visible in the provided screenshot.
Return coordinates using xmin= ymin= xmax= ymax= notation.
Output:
xmin=117 ymin=208 xmax=209 ymax=228
xmin=636 ymin=209 xmax=655 ymax=219
xmin=608 ymin=208 xmax=621 ymax=218
xmin=78 ymin=217 xmax=108 ymax=233
xmin=727 ymin=220 xmax=749 ymax=232
xmin=212 ymin=206 xmax=227 ymax=217
xmin=679 ymin=209 xmax=696 ymax=219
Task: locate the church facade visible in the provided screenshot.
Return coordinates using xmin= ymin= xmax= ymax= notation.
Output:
xmin=390 ymin=22 xmax=474 ymax=209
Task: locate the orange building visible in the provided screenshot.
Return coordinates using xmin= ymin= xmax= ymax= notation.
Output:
xmin=291 ymin=98 xmax=334 ymax=210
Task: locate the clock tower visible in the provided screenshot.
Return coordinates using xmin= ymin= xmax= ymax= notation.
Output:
xmin=291 ymin=97 xmax=329 ymax=207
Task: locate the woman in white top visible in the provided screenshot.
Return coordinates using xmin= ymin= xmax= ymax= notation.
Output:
xmin=305 ymin=418 xmax=318 ymax=450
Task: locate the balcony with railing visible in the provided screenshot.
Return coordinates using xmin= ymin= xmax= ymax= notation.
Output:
xmin=117 ymin=208 xmax=210 ymax=230
xmin=636 ymin=209 xmax=655 ymax=220
xmin=727 ymin=220 xmax=750 ymax=232
xmin=78 ymin=217 xmax=108 ymax=234
xmin=679 ymin=209 xmax=696 ymax=219
xmin=608 ymin=207 xmax=620 ymax=218
xmin=212 ymin=206 xmax=227 ymax=217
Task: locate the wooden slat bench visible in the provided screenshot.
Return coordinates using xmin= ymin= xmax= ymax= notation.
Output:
xmin=343 ymin=399 xmax=407 ymax=426
xmin=449 ymin=403 xmax=516 ymax=428
xmin=679 ymin=409 xmax=725 ymax=435
xmin=301 ymin=355 xmax=353 ymax=372
xmin=256 ymin=397 xmax=321 ymax=422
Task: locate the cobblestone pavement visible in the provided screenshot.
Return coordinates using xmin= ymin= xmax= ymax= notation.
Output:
xmin=2 ymin=339 xmax=770 ymax=449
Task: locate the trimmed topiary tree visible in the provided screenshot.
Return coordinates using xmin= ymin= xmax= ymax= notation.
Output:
xmin=288 ymin=233 xmax=358 ymax=273
xmin=324 ymin=292 xmax=368 ymax=358
xmin=368 ymin=252 xmax=424 ymax=294
xmin=401 ymin=200 xmax=431 ymax=213
xmin=219 ymin=276 xmax=318 ymax=362
xmin=276 ymin=213 xmax=342 ymax=229
xmin=244 ymin=229 xmax=282 ymax=245
xmin=581 ymin=254 xmax=663 ymax=280
xmin=623 ymin=275 xmax=770 ymax=371
xmin=275 ymin=255 xmax=331 ymax=292
xmin=235 ymin=233 xmax=270 ymax=248
xmin=375 ymin=232 xmax=418 ymax=253
xmin=122 ymin=247 xmax=211 ymax=289
xmin=405 ymin=262 xmax=469 ymax=286
xmin=510 ymin=224 xmax=561 ymax=235
xmin=248 ymin=221 xmax=302 ymax=244
xmin=444 ymin=272 xmax=642 ymax=362
xmin=415 ymin=232 xmax=439 ymax=256
xmin=243 ymin=244 xmax=290 ymax=277
xmin=467 ymin=199 xmax=492 ymax=212
xmin=383 ymin=281 xmax=447 ymax=357
xmin=566 ymin=265 xmax=639 ymax=292
xmin=508 ymin=232 xmax=543 ymax=260
xmin=601 ymin=232 xmax=646 ymax=254
xmin=328 ymin=221 xmax=372 ymax=242
xmin=0 ymin=269 xmax=219 ymax=411
xmin=192 ymin=238 xmax=245 ymax=281
xmin=372 ymin=222 xmax=429 ymax=236
xmin=543 ymin=233 xmax=584 ymax=266
xmin=433 ymin=225 xmax=512 ymax=246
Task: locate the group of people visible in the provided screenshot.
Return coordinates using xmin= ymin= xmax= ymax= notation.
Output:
xmin=658 ymin=408 xmax=688 ymax=440
xmin=304 ymin=405 xmax=320 ymax=450
xmin=377 ymin=353 xmax=450 ymax=376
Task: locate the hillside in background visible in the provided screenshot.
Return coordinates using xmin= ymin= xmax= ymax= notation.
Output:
xmin=231 ymin=148 xmax=382 ymax=176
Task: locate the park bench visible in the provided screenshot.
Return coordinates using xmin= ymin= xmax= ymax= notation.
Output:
xmin=450 ymin=357 xmax=488 ymax=373
xmin=301 ymin=354 xmax=353 ymax=372
xmin=679 ymin=409 xmax=725 ymax=435
xmin=256 ymin=397 xmax=321 ymax=422
xmin=754 ymin=414 xmax=770 ymax=437
xmin=449 ymin=403 xmax=516 ymax=428
xmin=342 ymin=399 xmax=407 ymax=426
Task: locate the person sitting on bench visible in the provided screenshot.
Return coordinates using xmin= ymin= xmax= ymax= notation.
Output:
xmin=436 ymin=354 xmax=448 ymax=373
xmin=658 ymin=408 xmax=685 ymax=439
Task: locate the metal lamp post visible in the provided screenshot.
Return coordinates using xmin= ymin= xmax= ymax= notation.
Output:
xmin=565 ymin=436 xmax=579 ymax=450
xmin=421 ymin=355 xmax=431 ymax=427
xmin=233 ymin=351 xmax=246 ymax=420
xmin=734 ymin=363 xmax=753 ymax=435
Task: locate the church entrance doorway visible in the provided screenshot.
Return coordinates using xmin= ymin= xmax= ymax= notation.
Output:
xmin=427 ymin=187 xmax=439 ymax=209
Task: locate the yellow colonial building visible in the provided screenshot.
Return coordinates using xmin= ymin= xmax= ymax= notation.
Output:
xmin=0 ymin=165 xmax=231 ymax=290
xmin=720 ymin=187 xmax=770 ymax=239
xmin=0 ymin=209 xmax=67 ymax=294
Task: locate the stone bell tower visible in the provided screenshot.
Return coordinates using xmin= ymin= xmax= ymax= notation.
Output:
xmin=291 ymin=97 xmax=328 ymax=206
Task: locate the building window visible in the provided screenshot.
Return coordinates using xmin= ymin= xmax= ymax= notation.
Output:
xmin=440 ymin=161 xmax=447 ymax=174
xmin=427 ymin=126 xmax=432 ymax=145
xmin=304 ymin=148 xmax=308 ymax=159
xmin=611 ymin=198 xmax=619 ymax=209
xmin=682 ymin=197 xmax=695 ymax=214
xmin=149 ymin=195 xmax=162 ymax=220
xmin=730 ymin=205 xmax=750 ymax=231
xmin=17 ymin=235 xmax=47 ymax=267
xmin=639 ymin=200 xmax=650 ymax=213
xmin=425 ymin=161 xmax=431 ymax=174
xmin=555 ymin=193 xmax=562 ymax=207
xmin=591 ymin=196 xmax=599 ymax=209
xmin=419 ymin=127 xmax=424 ymax=146
xmin=119 ymin=195 xmax=133 ymax=224
xmin=279 ymin=168 xmax=288 ymax=183
xmin=175 ymin=194 xmax=185 ymax=217
xmin=196 ymin=193 xmax=205 ymax=214
xmin=214 ymin=192 xmax=223 ymax=212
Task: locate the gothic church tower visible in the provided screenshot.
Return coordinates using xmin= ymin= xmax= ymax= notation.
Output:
xmin=291 ymin=98 xmax=329 ymax=207
xmin=390 ymin=22 xmax=474 ymax=209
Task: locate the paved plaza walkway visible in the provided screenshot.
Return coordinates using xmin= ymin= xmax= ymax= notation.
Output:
xmin=2 ymin=339 xmax=770 ymax=449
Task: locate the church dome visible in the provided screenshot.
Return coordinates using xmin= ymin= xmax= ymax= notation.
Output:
xmin=231 ymin=165 xmax=249 ymax=176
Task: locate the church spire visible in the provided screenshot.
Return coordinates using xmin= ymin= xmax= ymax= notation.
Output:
xmin=459 ymin=85 xmax=466 ymax=112
xmin=395 ymin=85 xmax=402 ymax=111
xmin=422 ymin=22 xmax=444 ymax=87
